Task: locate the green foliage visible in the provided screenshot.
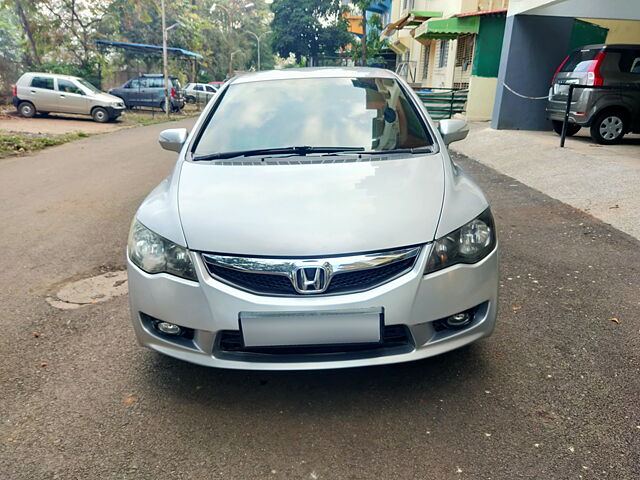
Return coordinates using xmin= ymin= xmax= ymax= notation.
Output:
xmin=0 ymin=3 xmax=22 ymax=100
xmin=270 ymin=0 xmax=352 ymax=64
xmin=2 ymin=0 xmax=276 ymax=89
xmin=38 ymin=62 xmax=101 ymax=87
xmin=350 ymin=13 xmax=389 ymax=64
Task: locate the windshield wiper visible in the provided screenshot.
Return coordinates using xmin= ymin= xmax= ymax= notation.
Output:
xmin=192 ymin=146 xmax=365 ymax=161
xmin=359 ymin=146 xmax=434 ymax=156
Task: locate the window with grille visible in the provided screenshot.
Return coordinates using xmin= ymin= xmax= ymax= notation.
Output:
xmin=438 ymin=40 xmax=449 ymax=68
xmin=455 ymin=34 xmax=475 ymax=71
xmin=421 ymin=44 xmax=430 ymax=79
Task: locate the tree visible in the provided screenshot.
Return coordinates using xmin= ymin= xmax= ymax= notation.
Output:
xmin=38 ymin=0 xmax=110 ymax=68
xmin=350 ymin=13 xmax=388 ymax=65
xmin=0 ymin=2 xmax=23 ymax=100
xmin=270 ymin=0 xmax=351 ymax=65
xmin=1 ymin=0 xmax=274 ymax=86
xmin=9 ymin=0 xmax=41 ymax=65
xmin=352 ymin=0 xmax=371 ymax=65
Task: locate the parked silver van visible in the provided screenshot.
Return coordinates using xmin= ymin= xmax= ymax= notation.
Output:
xmin=13 ymin=72 xmax=126 ymax=123
xmin=546 ymin=44 xmax=640 ymax=144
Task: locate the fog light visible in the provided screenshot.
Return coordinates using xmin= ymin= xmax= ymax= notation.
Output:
xmin=445 ymin=312 xmax=472 ymax=328
xmin=156 ymin=321 xmax=182 ymax=336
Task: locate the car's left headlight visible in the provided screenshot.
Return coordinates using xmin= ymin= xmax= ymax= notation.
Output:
xmin=111 ymin=101 xmax=123 ymax=107
xmin=425 ymin=208 xmax=496 ymax=275
xmin=128 ymin=219 xmax=197 ymax=281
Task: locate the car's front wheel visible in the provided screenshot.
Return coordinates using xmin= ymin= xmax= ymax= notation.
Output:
xmin=92 ymin=107 xmax=110 ymax=123
xmin=186 ymin=95 xmax=196 ymax=104
xmin=590 ymin=110 xmax=626 ymax=145
xmin=552 ymin=120 xmax=580 ymax=136
xmin=18 ymin=101 xmax=36 ymax=118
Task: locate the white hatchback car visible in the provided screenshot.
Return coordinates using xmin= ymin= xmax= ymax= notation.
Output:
xmin=13 ymin=72 xmax=125 ymax=122
xmin=183 ymin=82 xmax=218 ymax=104
xmin=127 ymin=67 xmax=499 ymax=370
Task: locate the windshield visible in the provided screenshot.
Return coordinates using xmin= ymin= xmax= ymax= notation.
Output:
xmin=78 ymin=78 xmax=102 ymax=94
xmin=561 ymin=49 xmax=599 ymax=73
xmin=193 ymin=77 xmax=433 ymax=157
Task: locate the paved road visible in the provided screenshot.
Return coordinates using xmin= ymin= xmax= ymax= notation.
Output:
xmin=0 ymin=123 xmax=638 ymax=479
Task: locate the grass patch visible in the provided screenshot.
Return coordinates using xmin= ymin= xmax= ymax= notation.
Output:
xmin=118 ymin=109 xmax=199 ymax=127
xmin=0 ymin=130 xmax=89 ymax=158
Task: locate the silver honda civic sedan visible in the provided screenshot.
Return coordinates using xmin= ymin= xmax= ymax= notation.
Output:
xmin=127 ymin=67 xmax=499 ymax=370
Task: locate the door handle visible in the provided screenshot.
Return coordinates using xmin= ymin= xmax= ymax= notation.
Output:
xmin=60 ymin=94 xmax=66 ymax=98
xmin=30 ymin=90 xmax=36 ymax=93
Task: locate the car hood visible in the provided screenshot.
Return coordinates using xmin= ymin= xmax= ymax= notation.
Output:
xmin=177 ymin=154 xmax=445 ymax=256
xmin=93 ymin=92 xmax=123 ymax=103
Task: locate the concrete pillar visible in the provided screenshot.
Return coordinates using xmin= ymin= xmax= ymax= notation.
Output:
xmin=491 ymin=14 xmax=575 ymax=130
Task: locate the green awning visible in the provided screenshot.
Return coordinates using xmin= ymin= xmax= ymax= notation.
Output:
xmin=414 ymin=15 xmax=480 ymax=40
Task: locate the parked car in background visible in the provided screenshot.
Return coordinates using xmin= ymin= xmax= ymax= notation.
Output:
xmin=547 ymin=43 xmax=640 ymax=144
xmin=183 ymin=82 xmax=217 ymax=104
xmin=12 ymin=72 xmax=125 ymax=122
xmin=127 ymin=67 xmax=498 ymax=371
xmin=108 ymin=74 xmax=185 ymax=112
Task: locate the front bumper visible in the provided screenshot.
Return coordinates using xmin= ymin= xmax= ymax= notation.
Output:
xmin=104 ymin=106 xmax=125 ymax=118
xmin=127 ymin=244 xmax=499 ymax=370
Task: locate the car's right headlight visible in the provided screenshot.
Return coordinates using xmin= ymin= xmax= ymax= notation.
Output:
xmin=425 ymin=208 xmax=496 ymax=275
xmin=127 ymin=219 xmax=197 ymax=281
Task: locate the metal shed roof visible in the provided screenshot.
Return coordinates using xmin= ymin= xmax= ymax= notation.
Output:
xmin=94 ymin=40 xmax=203 ymax=59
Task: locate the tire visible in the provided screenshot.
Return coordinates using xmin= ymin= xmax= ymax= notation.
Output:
xmin=18 ymin=102 xmax=36 ymax=118
xmin=92 ymin=107 xmax=109 ymax=123
xmin=552 ymin=120 xmax=580 ymax=136
xmin=186 ymin=95 xmax=196 ymax=104
xmin=590 ymin=110 xmax=626 ymax=145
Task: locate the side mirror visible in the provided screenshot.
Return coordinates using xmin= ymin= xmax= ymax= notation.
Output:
xmin=438 ymin=119 xmax=469 ymax=146
xmin=159 ymin=128 xmax=188 ymax=152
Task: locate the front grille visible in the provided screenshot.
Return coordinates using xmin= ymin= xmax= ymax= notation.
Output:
xmin=203 ymin=251 xmax=419 ymax=296
xmin=216 ymin=324 xmax=414 ymax=359
xmin=207 ymin=265 xmax=295 ymax=295
xmin=327 ymin=257 xmax=415 ymax=293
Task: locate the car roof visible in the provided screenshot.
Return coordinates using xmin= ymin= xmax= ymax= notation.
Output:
xmin=581 ymin=44 xmax=640 ymax=50
xmin=140 ymin=74 xmax=178 ymax=79
xmin=231 ymin=67 xmax=397 ymax=85
xmin=23 ymin=72 xmax=81 ymax=81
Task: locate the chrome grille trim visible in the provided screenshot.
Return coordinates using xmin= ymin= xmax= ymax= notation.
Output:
xmin=201 ymin=246 xmax=422 ymax=296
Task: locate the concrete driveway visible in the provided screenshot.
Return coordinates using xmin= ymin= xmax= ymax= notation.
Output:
xmin=0 ymin=122 xmax=638 ymax=479
xmin=452 ymin=123 xmax=640 ymax=240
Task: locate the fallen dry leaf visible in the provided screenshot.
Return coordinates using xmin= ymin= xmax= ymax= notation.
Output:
xmin=609 ymin=317 xmax=621 ymax=324
xmin=512 ymin=306 xmax=522 ymax=312
xmin=123 ymin=394 xmax=137 ymax=405
xmin=40 ymin=362 xmax=48 ymax=368
xmin=33 ymin=332 xmax=40 ymax=338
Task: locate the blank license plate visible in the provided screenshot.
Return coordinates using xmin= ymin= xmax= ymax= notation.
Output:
xmin=240 ymin=308 xmax=382 ymax=347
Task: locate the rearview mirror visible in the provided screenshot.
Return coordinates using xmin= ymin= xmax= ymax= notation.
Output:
xmin=438 ymin=119 xmax=469 ymax=146
xmin=159 ymin=128 xmax=188 ymax=152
